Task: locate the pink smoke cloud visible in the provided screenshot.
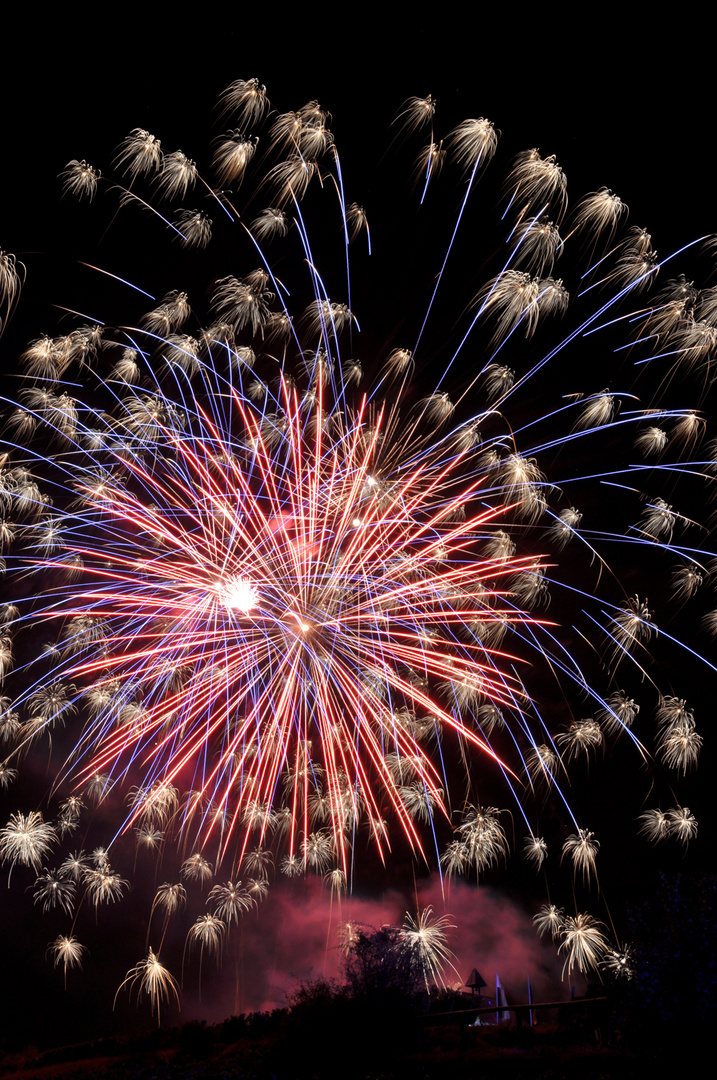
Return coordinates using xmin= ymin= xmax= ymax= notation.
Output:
xmin=181 ymin=874 xmax=566 ymax=1023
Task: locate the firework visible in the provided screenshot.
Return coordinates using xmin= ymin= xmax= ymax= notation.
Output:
xmin=558 ymin=913 xmax=610 ymax=979
xmin=0 ymin=811 xmax=57 ymax=879
xmin=399 ymin=906 xmax=458 ymax=989
xmin=115 ymin=949 xmax=181 ymax=1024
xmin=0 ymin=73 xmax=712 ymax=1011
xmin=48 ymin=935 xmax=87 ymax=990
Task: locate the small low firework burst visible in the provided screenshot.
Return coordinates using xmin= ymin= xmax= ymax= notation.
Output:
xmin=0 ymin=71 xmax=711 ymax=1013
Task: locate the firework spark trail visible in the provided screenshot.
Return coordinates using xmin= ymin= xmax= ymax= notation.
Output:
xmin=0 ymin=74 xmax=712 ymax=1008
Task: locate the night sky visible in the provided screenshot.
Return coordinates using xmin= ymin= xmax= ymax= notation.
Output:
xmin=0 ymin=13 xmax=713 ymax=1051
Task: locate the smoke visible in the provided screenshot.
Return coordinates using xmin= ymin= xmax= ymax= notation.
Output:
xmin=182 ymin=874 xmax=565 ymax=1022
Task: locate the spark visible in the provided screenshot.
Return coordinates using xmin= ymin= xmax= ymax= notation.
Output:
xmin=400 ymin=906 xmax=458 ymax=988
xmin=115 ymin=949 xmax=181 ymax=1024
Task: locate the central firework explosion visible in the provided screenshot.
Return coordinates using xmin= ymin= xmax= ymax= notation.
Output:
xmin=0 ymin=78 xmax=711 ymax=1013
xmin=56 ymin=371 xmax=521 ymax=872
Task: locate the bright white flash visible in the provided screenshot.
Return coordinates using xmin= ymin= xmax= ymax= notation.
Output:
xmin=220 ymin=575 xmax=260 ymax=613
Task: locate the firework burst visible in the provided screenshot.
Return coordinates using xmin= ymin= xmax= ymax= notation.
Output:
xmin=0 ymin=72 xmax=712 ymax=1011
